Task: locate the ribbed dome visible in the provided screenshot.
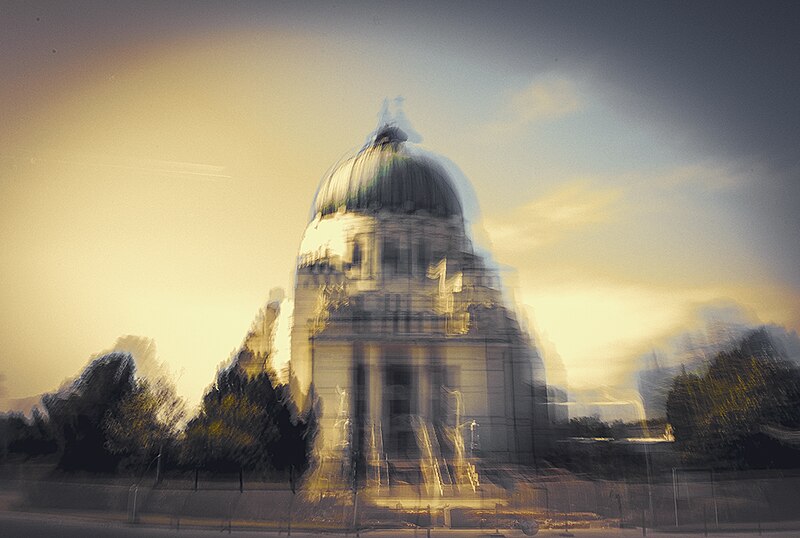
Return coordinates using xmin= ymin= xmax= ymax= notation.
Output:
xmin=312 ymin=126 xmax=463 ymax=219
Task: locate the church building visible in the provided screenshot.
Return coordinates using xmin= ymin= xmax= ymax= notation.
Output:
xmin=286 ymin=123 xmax=550 ymax=475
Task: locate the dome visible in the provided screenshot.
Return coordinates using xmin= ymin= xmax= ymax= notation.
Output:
xmin=312 ymin=125 xmax=463 ymax=219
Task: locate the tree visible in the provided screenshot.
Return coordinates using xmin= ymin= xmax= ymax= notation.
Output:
xmin=182 ymin=357 xmax=312 ymax=475
xmin=0 ymin=409 xmax=57 ymax=459
xmin=666 ymin=329 xmax=800 ymax=468
xmin=664 ymin=368 xmax=706 ymax=454
xmin=42 ymin=352 xmax=137 ymax=472
xmin=183 ymin=366 xmax=265 ymax=472
xmin=103 ymin=374 xmax=186 ymax=473
xmin=568 ymin=415 xmax=612 ymax=438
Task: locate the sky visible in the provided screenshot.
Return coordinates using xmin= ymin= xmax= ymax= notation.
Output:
xmin=1 ymin=1 xmax=799 ymax=417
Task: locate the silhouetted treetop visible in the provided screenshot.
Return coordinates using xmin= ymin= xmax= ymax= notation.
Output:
xmin=666 ymin=328 xmax=800 ymax=468
xmin=183 ymin=365 xmax=313 ymax=474
xmin=42 ymin=352 xmax=137 ymax=472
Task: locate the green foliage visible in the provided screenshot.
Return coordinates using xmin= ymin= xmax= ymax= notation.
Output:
xmin=666 ymin=329 xmax=800 ymax=468
xmin=182 ymin=359 xmax=313 ymax=474
xmin=104 ymin=375 xmax=186 ymax=471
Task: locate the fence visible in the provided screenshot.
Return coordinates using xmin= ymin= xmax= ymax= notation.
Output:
xmin=9 ymin=469 xmax=800 ymax=532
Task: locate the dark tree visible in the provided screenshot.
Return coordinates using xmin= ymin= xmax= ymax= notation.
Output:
xmin=666 ymin=329 xmax=800 ymax=468
xmin=0 ymin=409 xmax=57 ymax=459
xmin=42 ymin=353 xmax=136 ymax=472
xmin=664 ymin=369 xmax=706 ymax=454
xmin=182 ymin=357 xmax=313 ymax=475
xmin=568 ymin=415 xmax=612 ymax=438
xmin=103 ymin=374 xmax=185 ymax=473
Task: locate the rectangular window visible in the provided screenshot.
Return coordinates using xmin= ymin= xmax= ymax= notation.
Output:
xmin=351 ymin=240 xmax=362 ymax=269
xmin=416 ymin=240 xmax=429 ymax=275
xmin=382 ymin=239 xmax=397 ymax=275
xmin=399 ymin=246 xmax=411 ymax=275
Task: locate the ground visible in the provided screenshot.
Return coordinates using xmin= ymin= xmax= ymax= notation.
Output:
xmin=1 ymin=510 xmax=799 ymax=538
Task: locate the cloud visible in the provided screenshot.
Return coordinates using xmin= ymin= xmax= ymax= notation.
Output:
xmin=522 ymin=284 xmax=702 ymax=390
xmin=61 ymin=156 xmax=232 ymax=182
xmin=513 ymin=78 xmax=581 ymax=122
xmin=5 ymin=149 xmax=232 ymax=182
xmin=643 ymin=161 xmax=751 ymax=192
xmin=520 ymin=280 xmax=799 ymax=420
xmin=489 ymin=77 xmax=582 ymax=134
xmin=483 ymin=180 xmax=622 ymax=252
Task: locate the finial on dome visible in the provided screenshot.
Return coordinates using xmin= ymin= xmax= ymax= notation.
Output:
xmin=371 ymin=96 xmax=422 ymax=146
xmin=373 ymin=124 xmax=408 ymax=145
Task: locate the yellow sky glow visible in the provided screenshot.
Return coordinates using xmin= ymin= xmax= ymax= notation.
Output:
xmin=1 ymin=23 xmax=797 ymax=417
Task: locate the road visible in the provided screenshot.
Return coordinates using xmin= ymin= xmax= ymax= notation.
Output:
xmin=2 ymin=511 xmax=799 ymax=538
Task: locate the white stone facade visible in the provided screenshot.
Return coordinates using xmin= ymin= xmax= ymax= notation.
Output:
xmin=288 ymin=126 xmax=549 ymax=468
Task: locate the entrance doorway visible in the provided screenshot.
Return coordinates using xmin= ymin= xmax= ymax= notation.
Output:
xmin=385 ymin=363 xmax=417 ymax=458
